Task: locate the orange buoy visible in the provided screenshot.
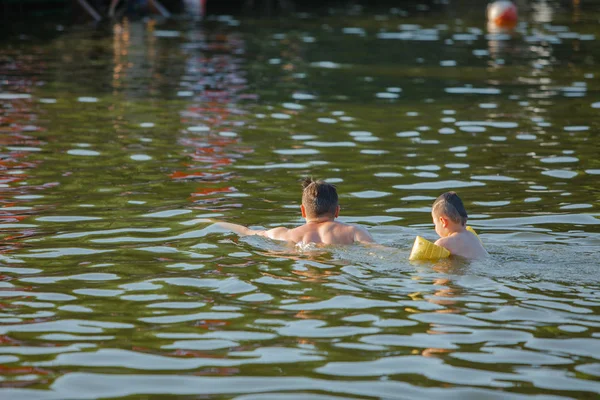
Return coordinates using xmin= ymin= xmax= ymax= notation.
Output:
xmin=487 ymin=1 xmax=518 ymax=29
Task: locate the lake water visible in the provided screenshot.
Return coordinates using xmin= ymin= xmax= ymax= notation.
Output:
xmin=1 ymin=1 xmax=600 ymax=399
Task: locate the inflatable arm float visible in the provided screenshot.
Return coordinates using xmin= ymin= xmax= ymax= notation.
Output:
xmin=409 ymin=226 xmax=481 ymax=261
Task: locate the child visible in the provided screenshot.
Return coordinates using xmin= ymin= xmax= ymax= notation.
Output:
xmin=216 ymin=177 xmax=374 ymax=245
xmin=432 ymin=191 xmax=488 ymax=259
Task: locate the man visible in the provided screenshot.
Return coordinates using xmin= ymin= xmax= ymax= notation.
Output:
xmin=216 ymin=177 xmax=374 ymax=245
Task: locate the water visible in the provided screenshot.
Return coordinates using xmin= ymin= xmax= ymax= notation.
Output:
xmin=1 ymin=1 xmax=600 ymax=398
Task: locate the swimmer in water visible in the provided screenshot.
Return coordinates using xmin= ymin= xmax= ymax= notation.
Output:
xmin=431 ymin=191 xmax=488 ymax=259
xmin=216 ymin=177 xmax=374 ymax=245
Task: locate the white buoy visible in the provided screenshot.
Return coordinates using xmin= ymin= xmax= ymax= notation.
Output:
xmin=183 ymin=0 xmax=207 ymax=20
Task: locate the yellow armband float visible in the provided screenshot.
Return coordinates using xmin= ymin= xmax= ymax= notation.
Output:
xmin=409 ymin=236 xmax=450 ymax=260
xmin=409 ymin=226 xmax=482 ymax=261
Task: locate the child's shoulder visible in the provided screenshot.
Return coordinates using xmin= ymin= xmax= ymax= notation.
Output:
xmin=435 ymin=232 xmax=464 ymax=249
xmin=434 ymin=235 xmax=452 ymax=247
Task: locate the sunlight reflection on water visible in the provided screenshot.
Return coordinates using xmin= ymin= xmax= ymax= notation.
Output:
xmin=1 ymin=2 xmax=600 ymax=399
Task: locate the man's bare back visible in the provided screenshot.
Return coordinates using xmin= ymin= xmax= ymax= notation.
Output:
xmin=261 ymin=221 xmax=373 ymax=245
xmin=216 ymin=220 xmax=373 ymax=245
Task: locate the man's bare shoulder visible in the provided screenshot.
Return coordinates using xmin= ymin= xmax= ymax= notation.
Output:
xmin=262 ymin=226 xmax=290 ymax=241
xmin=351 ymin=224 xmax=374 ymax=243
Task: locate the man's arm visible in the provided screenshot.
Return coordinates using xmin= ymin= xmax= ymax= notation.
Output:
xmin=261 ymin=227 xmax=289 ymax=241
xmin=214 ymin=221 xmax=263 ymax=236
xmin=354 ymin=226 xmax=374 ymax=244
xmin=215 ymin=222 xmax=289 ymax=241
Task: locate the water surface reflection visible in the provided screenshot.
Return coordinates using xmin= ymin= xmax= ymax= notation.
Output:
xmin=1 ymin=2 xmax=600 ymax=399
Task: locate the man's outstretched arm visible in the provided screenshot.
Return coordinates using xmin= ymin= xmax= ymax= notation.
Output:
xmin=214 ymin=221 xmax=262 ymax=236
xmin=215 ymin=222 xmax=289 ymax=241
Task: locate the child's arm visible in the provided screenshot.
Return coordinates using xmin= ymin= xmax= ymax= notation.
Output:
xmin=354 ymin=226 xmax=375 ymax=244
xmin=434 ymin=237 xmax=452 ymax=252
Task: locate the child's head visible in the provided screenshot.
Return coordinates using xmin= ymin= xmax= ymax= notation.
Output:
xmin=301 ymin=177 xmax=339 ymax=219
xmin=431 ymin=191 xmax=468 ymax=237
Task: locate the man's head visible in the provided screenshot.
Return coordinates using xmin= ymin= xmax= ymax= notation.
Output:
xmin=432 ymin=191 xmax=468 ymax=237
xmin=301 ymin=177 xmax=339 ymax=220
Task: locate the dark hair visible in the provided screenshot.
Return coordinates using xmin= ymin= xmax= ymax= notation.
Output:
xmin=432 ymin=191 xmax=468 ymax=225
xmin=301 ymin=177 xmax=338 ymax=217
